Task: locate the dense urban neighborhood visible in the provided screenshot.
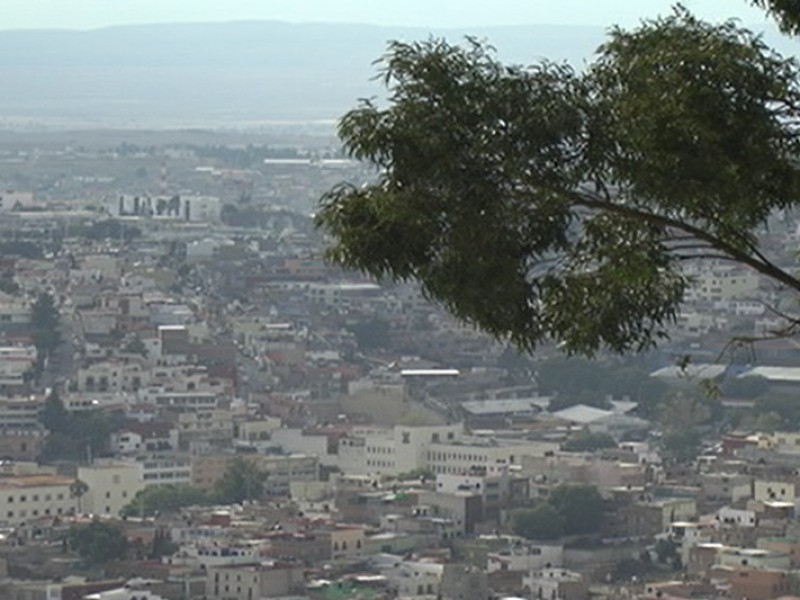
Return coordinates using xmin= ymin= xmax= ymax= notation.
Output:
xmin=0 ymin=129 xmax=796 ymax=600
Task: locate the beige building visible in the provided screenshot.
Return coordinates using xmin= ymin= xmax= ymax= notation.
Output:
xmin=75 ymin=360 xmax=146 ymax=393
xmin=77 ymin=462 xmax=145 ymax=516
xmin=0 ymin=474 xmax=76 ymax=526
xmin=191 ymin=454 xmax=317 ymax=497
xmin=753 ymin=480 xmax=795 ymax=503
xmin=205 ymin=561 xmax=305 ymax=599
xmin=330 ymin=525 xmax=366 ymax=560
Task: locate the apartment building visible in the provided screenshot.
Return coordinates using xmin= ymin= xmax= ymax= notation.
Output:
xmin=0 ymin=474 xmax=76 ymax=526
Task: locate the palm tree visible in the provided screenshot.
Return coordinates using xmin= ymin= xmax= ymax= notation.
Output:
xmin=70 ymin=479 xmax=89 ymax=515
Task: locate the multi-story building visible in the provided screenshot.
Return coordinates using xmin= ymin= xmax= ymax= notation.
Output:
xmin=522 ymin=568 xmax=589 ymax=600
xmin=753 ymin=480 xmax=795 ymax=503
xmin=75 ymin=360 xmax=146 ymax=393
xmin=683 ymin=265 xmax=761 ymax=305
xmin=131 ymin=455 xmax=192 ymax=488
xmin=77 ymin=462 xmax=145 ymax=516
xmin=339 ymin=424 xmax=463 ymax=476
xmin=0 ymin=345 xmax=36 ymax=394
xmin=205 ymin=561 xmax=305 ymax=600
xmin=191 ymin=453 xmax=318 ymax=496
xmin=0 ymin=474 xmax=76 ymax=526
xmin=0 ymin=396 xmax=44 ymax=432
xmin=111 ymin=422 xmax=179 ymax=455
xmin=435 ymin=472 xmax=529 ymax=521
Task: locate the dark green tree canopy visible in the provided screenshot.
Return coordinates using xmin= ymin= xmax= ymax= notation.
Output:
xmin=214 ymin=456 xmax=268 ymax=504
xmin=317 ymin=8 xmax=800 ymax=355
xmin=122 ymin=485 xmax=211 ymax=517
xmin=67 ymin=521 xmax=129 ymax=565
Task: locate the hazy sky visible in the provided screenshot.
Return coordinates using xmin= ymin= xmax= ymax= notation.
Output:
xmin=4 ymin=0 xmax=773 ymax=31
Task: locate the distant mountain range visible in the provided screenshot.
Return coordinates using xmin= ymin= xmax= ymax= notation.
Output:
xmin=0 ymin=20 xmax=790 ymax=129
xmin=0 ymin=21 xmax=606 ymax=128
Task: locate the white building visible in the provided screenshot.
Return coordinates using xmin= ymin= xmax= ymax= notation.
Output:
xmin=338 ymin=423 xmax=559 ymax=478
xmin=132 ymin=455 xmax=192 ymax=488
xmin=77 ymin=462 xmax=145 ymax=517
xmin=754 ymin=480 xmax=795 ymax=503
xmin=522 ymin=568 xmax=587 ymax=600
xmin=683 ymin=265 xmax=761 ymax=304
xmin=0 ymin=190 xmax=36 ymax=212
xmin=0 ymin=474 xmax=76 ymax=526
xmin=487 ymin=542 xmax=563 ymax=573
xmin=338 ymin=424 xmax=464 ymax=476
xmin=85 ymin=587 xmax=167 ymax=600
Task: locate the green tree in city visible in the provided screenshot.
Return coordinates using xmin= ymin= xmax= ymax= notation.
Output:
xmin=30 ymin=292 xmax=61 ymax=368
xmin=122 ymin=485 xmax=211 ymax=517
xmin=0 ymin=271 xmax=20 ymax=295
xmin=69 ymin=479 xmax=89 ymax=514
xmin=512 ymin=503 xmax=565 ymax=540
xmin=213 ymin=457 xmax=268 ymax=504
xmin=67 ymin=520 xmax=128 ymax=565
xmin=40 ymin=392 xmax=69 ymax=432
xmin=513 ymin=484 xmax=606 ymax=540
xmin=149 ymin=527 xmax=177 ymax=559
xmin=347 ymin=317 xmax=391 ymax=350
xmin=122 ymin=335 xmax=149 ymax=358
xmin=316 ymin=5 xmax=800 ymax=356
xmin=548 ymin=484 xmax=606 ymax=536
xmin=562 ymin=431 xmax=617 ymax=452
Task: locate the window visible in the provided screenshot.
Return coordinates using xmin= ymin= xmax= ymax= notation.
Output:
xmin=402 ymin=432 xmax=410 ymax=444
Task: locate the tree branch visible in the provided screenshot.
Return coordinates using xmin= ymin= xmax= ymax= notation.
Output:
xmin=567 ymin=188 xmax=800 ymax=293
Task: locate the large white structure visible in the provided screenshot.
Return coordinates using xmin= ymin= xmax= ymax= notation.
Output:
xmin=77 ymin=462 xmax=145 ymax=517
xmin=108 ymin=194 xmax=221 ymax=223
xmin=337 ymin=424 xmax=557 ymax=477
xmin=0 ymin=191 xmax=36 ymax=212
xmin=0 ymin=474 xmax=76 ymax=526
xmin=338 ymin=424 xmax=464 ymax=476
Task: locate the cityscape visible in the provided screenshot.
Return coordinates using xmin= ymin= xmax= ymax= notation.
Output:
xmin=0 ymin=2 xmax=800 ymax=600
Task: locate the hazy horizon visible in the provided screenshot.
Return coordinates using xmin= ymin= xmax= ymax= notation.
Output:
xmin=2 ymin=1 xmax=775 ymax=32
xmin=0 ymin=4 xmax=793 ymax=130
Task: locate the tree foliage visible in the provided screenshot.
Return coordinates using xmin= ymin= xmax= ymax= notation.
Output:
xmin=77 ymin=219 xmax=141 ymax=242
xmin=317 ymin=9 xmax=800 ymax=356
xmin=537 ymin=357 xmax=667 ymax=413
xmin=39 ymin=396 xmax=118 ymax=462
xmin=513 ymin=484 xmax=605 ymax=540
xmin=512 ymin=503 xmax=565 ymax=540
xmin=67 ymin=521 xmax=129 ymax=565
xmin=752 ymin=0 xmax=800 ymax=34
xmin=31 ymin=292 xmax=61 ymax=362
xmin=563 ymin=431 xmax=617 ymax=452
xmin=121 ymin=485 xmax=211 ymax=517
xmin=213 ymin=457 xmax=268 ymax=504
xmin=549 ymin=484 xmax=606 ymax=535
xmin=347 ymin=317 xmax=391 ymax=350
